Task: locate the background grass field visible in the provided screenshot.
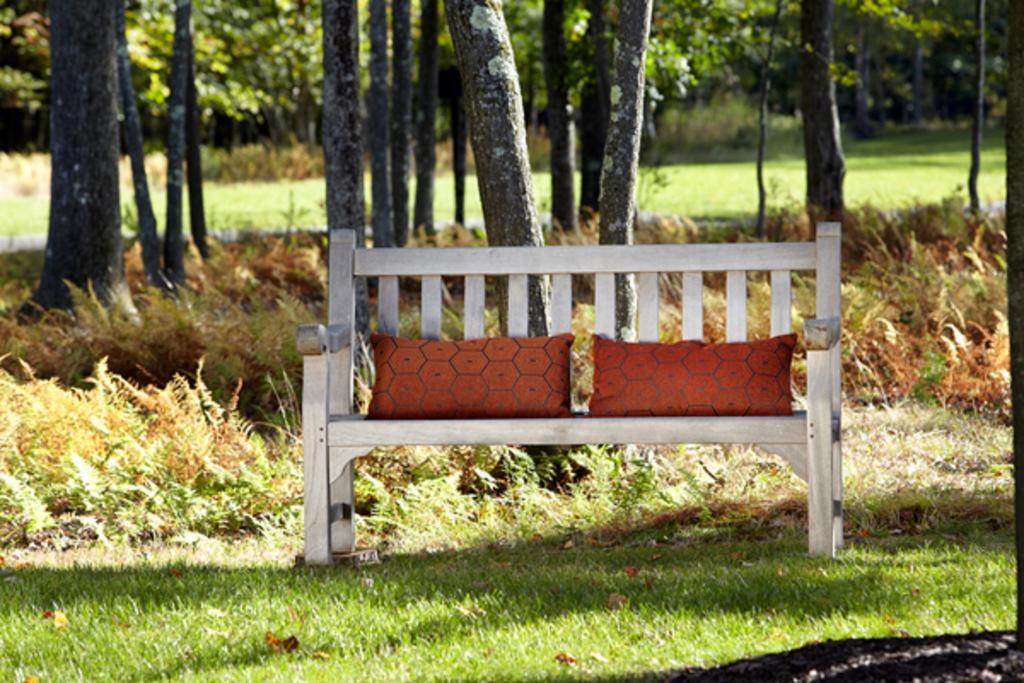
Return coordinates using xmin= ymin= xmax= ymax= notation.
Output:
xmin=0 ymin=126 xmax=1007 ymax=236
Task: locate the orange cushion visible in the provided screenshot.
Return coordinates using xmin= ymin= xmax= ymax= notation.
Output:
xmin=588 ymin=334 xmax=797 ymax=417
xmin=368 ymin=333 xmax=575 ymax=419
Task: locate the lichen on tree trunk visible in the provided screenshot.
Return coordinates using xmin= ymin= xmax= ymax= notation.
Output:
xmin=598 ymin=0 xmax=653 ymax=341
xmin=445 ymin=0 xmax=550 ymax=336
xmin=799 ymin=0 xmax=845 ymax=219
xmin=164 ymin=0 xmax=191 ymax=287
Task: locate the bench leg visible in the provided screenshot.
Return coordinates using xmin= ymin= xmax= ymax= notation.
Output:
xmin=303 ymin=353 xmax=331 ymax=565
xmin=806 ymin=349 xmax=836 ymax=558
xmin=328 ymin=448 xmax=369 ymax=554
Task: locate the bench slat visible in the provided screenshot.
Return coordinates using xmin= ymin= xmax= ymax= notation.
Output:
xmin=464 ymin=275 xmax=485 ymax=339
xmin=770 ymin=270 xmax=792 ymax=336
xmin=551 ymin=273 xmax=573 ymax=335
xmin=726 ymin=270 xmax=747 ymax=342
xmin=378 ymin=276 xmax=399 ymax=336
xmin=354 ymin=243 xmax=817 ymax=276
xmin=637 ymin=272 xmax=659 ymax=342
xmin=682 ymin=271 xmax=703 ymax=341
xmin=421 ymin=276 xmax=442 ymax=340
xmin=594 ymin=273 xmax=615 ymax=338
xmin=508 ymin=274 xmax=528 ymax=337
xmin=329 ymin=413 xmax=807 ymax=447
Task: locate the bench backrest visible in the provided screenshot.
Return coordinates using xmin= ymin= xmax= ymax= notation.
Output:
xmin=326 ymin=222 xmax=842 ymax=409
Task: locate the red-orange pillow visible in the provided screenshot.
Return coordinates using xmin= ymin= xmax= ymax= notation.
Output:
xmin=368 ymin=333 xmax=575 ymax=419
xmin=589 ymin=334 xmax=797 ymax=417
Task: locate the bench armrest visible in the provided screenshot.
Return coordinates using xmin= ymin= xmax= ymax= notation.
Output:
xmin=804 ymin=318 xmax=840 ymax=351
xmin=296 ymin=323 xmax=350 ymax=356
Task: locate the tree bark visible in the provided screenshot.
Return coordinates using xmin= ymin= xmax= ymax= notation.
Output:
xmin=579 ymin=0 xmax=610 ymax=216
xmin=185 ymin=41 xmax=208 ymax=259
xmin=414 ymin=0 xmax=440 ymax=236
xmin=597 ymin=0 xmax=652 ymax=341
xmin=969 ymin=0 xmax=985 ymax=214
xmin=756 ymin=0 xmax=784 ymax=240
xmin=1005 ymin=0 xmax=1024 ymax=650
xmin=799 ymin=0 xmax=845 ymax=218
xmin=853 ymin=20 xmax=873 ymax=140
xmin=445 ymin=0 xmax=550 ymax=336
xmin=115 ymin=0 xmax=164 ymax=288
xmin=543 ymin=0 xmax=576 ymax=233
xmin=368 ymin=0 xmax=393 ymax=248
xmin=33 ymin=0 xmax=123 ymax=310
xmin=911 ymin=41 xmax=924 ymax=125
xmin=163 ymin=0 xmax=190 ymax=286
xmin=391 ymin=0 xmax=413 ymax=246
xmin=451 ymin=90 xmax=467 ymax=225
xmin=323 ymin=0 xmax=369 ymax=337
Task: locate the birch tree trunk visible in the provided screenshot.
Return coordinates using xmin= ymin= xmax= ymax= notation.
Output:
xmin=323 ymin=0 xmax=369 ymax=336
xmin=445 ymin=0 xmax=550 ymax=336
xmin=543 ymin=0 xmax=576 ymax=233
xmin=579 ymin=0 xmax=610 ymax=216
xmin=413 ymin=0 xmax=440 ymax=236
xmin=115 ymin=0 xmax=164 ymax=288
xmin=756 ymin=0 xmax=784 ymax=240
xmin=391 ymin=0 xmax=413 ymax=247
xmin=969 ymin=0 xmax=985 ymax=214
xmin=368 ymin=0 xmax=393 ymax=247
xmin=597 ymin=0 xmax=652 ymax=341
xmin=164 ymin=0 xmax=190 ymax=286
xmin=1004 ymin=0 xmax=1024 ymax=648
xmin=799 ymin=0 xmax=845 ymax=218
xmin=185 ymin=42 xmax=208 ymax=259
xmin=34 ymin=0 xmax=123 ymax=310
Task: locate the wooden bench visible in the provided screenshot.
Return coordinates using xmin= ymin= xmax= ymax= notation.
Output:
xmin=297 ymin=223 xmax=843 ymax=565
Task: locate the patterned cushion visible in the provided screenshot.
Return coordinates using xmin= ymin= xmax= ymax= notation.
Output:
xmin=368 ymin=333 xmax=575 ymax=419
xmin=588 ymin=334 xmax=797 ymax=417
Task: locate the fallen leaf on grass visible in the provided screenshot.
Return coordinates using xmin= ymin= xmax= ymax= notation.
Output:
xmin=287 ymin=604 xmax=303 ymax=624
xmin=312 ymin=651 xmax=330 ymax=660
xmin=590 ymin=652 xmax=609 ymax=664
xmin=24 ymin=676 xmax=38 ymax=683
xmin=650 ymin=553 xmax=662 ymax=561
xmin=607 ymin=593 xmax=629 ymax=610
xmin=457 ymin=605 xmax=487 ymax=619
xmin=168 ymin=568 xmax=183 ymax=578
xmin=624 ymin=566 xmax=639 ymax=578
xmin=42 ymin=610 xmax=68 ymax=631
xmin=266 ymin=631 xmax=300 ymax=654
xmin=644 ymin=578 xmax=654 ymax=590
xmin=884 ymin=614 xmax=898 ymax=626
xmin=207 ymin=608 xmax=226 ymax=619
xmin=560 ymin=539 xmax=574 ymax=550
xmin=554 ymin=652 xmax=577 ymax=666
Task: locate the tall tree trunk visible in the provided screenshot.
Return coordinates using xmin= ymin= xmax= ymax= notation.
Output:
xmin=391 ymin=0 xmax=413 ymax=246
xmin=164 ymin=0 xmax=190 ymax=286
xmin=969 ymin=0 xmax=985 ymax=214
xmin=452 ymin=91 xmax=467 ymax=225
xmin=911 ymin=40 xmax=924 ymax=125
xmin=445 ymin=0 xmax=550 ymax=336
xmin=579 ymin=0 xmax=610 ymax=217
xmin=598 ymin=0 xmax=652 ymax=341
xmin=413 ymin=0 xmax=440 ymax=236
xmin=323 ymin=0 xmax=369 ymax=338
xmin=185 ymin=41 xmax=208 ymax=259
xmin=115 ymin=0 xmax=164 ymax=288
xmin=756 ymin=0 xmax=784 ymax=240
xmin=33 ymin=0 xmax=123 ymax=310
xmin=799 ymin=0 xmax=845 ymax=218
xmin=1008 ymin=0 xmax=1024 ymax=650
xmin=543 ymin=0 xmax=576 ymax=233
xmin=853 ymin=20 xmax=872 ymax=140
xmin=368 ymin=0 xmax=393 ymax=248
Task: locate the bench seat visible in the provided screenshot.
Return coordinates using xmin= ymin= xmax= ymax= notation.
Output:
xmin=328 ymin=413 xmax=808 ymax=447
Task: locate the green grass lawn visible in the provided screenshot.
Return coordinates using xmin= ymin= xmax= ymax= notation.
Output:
xmin=0 ymin=126 xmax=1007 ymax=236
xmin=0 ymin=528 xmax=1012 ymax=682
